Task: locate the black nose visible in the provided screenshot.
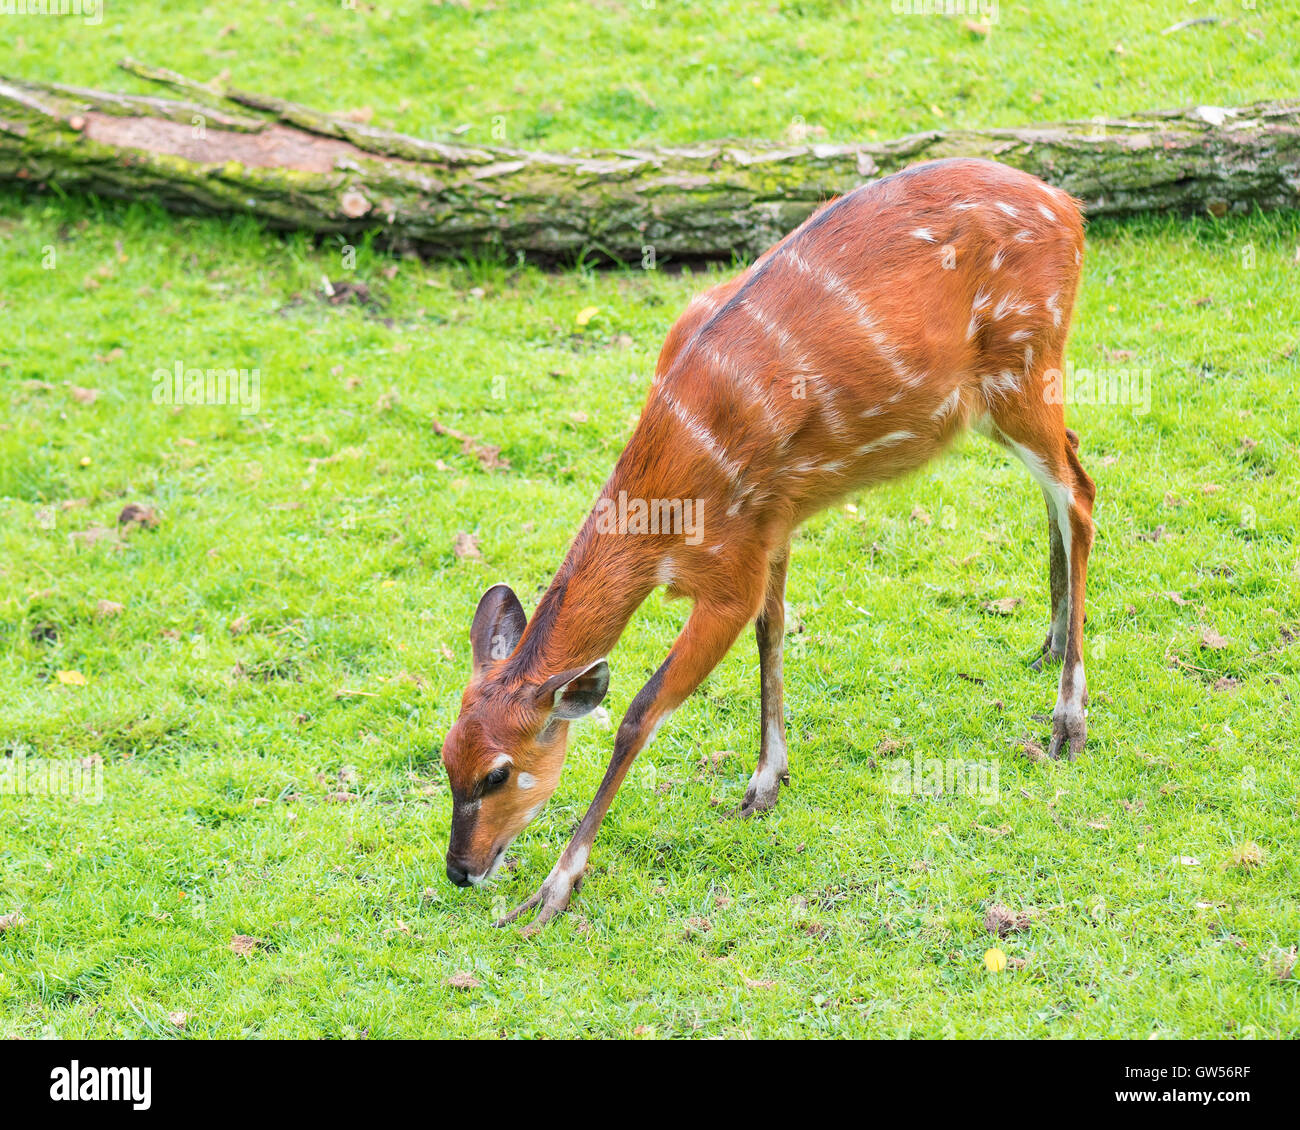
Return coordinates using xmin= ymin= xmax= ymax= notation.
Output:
xmin=446 ymin=858 xmax=472 ymax=887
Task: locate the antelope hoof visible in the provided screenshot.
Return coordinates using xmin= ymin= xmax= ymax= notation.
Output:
xmin=1047 ymin=709 xmax=1087 ymax=761
xmin=740 ymin=769 xmax=788 ymax=817
xmin=494 ymin=874 xmax=577 ymax=929
xmin=1028 ymin=636 xmax=1064 ymax=672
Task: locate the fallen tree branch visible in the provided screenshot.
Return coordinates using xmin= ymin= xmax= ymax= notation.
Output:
xmin=0 ymin=60 xmax=1296 ymax=262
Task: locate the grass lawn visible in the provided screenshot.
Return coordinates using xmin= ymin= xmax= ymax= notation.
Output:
xmin=1 ymin=1 xmax=1298 ymax=1038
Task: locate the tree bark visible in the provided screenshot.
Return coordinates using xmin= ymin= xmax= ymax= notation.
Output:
xmin=1 ymin=60 xmax=1296 ymax=263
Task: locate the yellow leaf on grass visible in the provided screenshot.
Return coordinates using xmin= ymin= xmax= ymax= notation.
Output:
xmin=984 ymin=947 xmax=1007 ymax=973
xmin=575 ymin=306 xmax=600 ymax=326
xmin=55 ymin=670 xmax=87 ymax=687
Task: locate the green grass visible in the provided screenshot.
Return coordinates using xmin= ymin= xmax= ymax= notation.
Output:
xmin=6 ymin=1 xmax=1300 ymax=148
xmin=1 ymin=1 xmax=1299 ymax=1038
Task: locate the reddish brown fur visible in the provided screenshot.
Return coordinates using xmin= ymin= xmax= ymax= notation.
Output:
xmin=441 ymin=158 xmax=1096 ymax=921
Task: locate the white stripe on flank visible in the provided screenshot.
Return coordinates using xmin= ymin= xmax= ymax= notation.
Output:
xmin=993 ymin=293 xmax=1024 ymax=321
xmin=855 ymin=430 xmax=916 ymax=457
xmin=740 ymin=299 xmax=791 ymax=348
xmin=815 ymin=382 xmax=856 ymax=440
xmin=911 ymin=228 xmax=936 ymax=242
xmin=995 ymin=201 xmax=1020 ymax=218
xmin=658 ymin=389 xmax=745 ymax=482
xmin=743 ymin=314 xmax=817 ymax=384
xmin=736 ymin=298 xmax=820 ymax=432
xmin=688 ymin=292 xmax=719 ymax=314
xmin=990 ymin=247 xmax=1005 ymax=271
xmin=982 ymin=370 xmax=1020 ymax=398
xmin=697 ymin=337 xmax=785 ymax=436
xmin=932 ymin=387 xmax=962 ymax=422
xmin=785 ymin=251 xmax=924 ymax=386
xmin=1037 ymin=203 xmax=1058 ymax=223
xmin=1013 ymin=229 xmax=1035 ymax=242
xmin=967 ymin=287 xmax=994 ymax=341
xmin=1045 ymin=291 xmax=1063 ymax=326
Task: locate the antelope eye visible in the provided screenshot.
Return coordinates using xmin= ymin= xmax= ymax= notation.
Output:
xmin=485 ymin=766 xmax=510 ymax=788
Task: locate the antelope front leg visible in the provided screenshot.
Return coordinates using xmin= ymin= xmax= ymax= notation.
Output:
xmin=1048 ymin=451 xmax=1096 ymax=760
xmin=498 ymin=593 xmax=761 ymax=929
xmin=742 ymin=546 xmax=790 ymax=816
xmin=1029 ymin=485 xmax=1069 ymax=672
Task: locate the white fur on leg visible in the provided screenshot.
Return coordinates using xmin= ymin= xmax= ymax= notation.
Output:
xmin=998 ymin=432 xmax=1087 ymax=757
xmin=1055 ymin=661 xmax=1087 ymax=726
xmin=743 ymin=717 xmax=788 ymax=813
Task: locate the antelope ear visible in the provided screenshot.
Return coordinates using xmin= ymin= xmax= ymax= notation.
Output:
xmin=470 ymin=584 xmax=527 ymax=671
xmin=536 ymin=659 xmax=610 ymax=720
